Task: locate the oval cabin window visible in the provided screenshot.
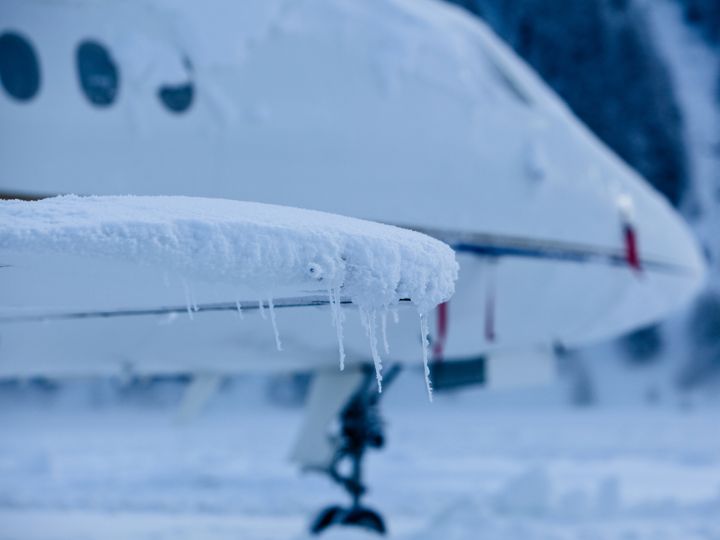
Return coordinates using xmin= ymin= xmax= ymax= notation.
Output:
xmin=76 ymin=40 xmax=119 ymax=107
xmin=0 ymin=31 xmax=41 ymax=101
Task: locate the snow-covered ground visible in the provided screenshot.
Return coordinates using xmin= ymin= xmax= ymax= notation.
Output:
xmin=1 ymin=375 xmax=719 ymax=540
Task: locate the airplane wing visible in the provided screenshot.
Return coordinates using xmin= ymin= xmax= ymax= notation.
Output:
xmin=0 ymin=195 xmax=456 ymax=381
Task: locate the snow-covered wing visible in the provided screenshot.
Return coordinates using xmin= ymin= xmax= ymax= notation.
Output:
xmin=0 ymin=196 xmax=457 ymax=380
xmin=0 ymin=195 xmax=456 ymax=310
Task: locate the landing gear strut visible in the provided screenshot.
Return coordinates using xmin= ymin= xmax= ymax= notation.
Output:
xmin=310 ymin=364 xmax=402 ymax=536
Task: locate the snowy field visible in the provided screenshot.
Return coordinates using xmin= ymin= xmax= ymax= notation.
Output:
xmin=1 ymin=375 xmax=719 ymax=540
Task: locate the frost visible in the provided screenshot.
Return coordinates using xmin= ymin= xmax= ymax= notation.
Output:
xmin=267 ymin=297 xmax=282 ymax=351
xmin=0 ymin=196 xmax=456 ymax=314
xmin=419 ymin=311 xmax=433 ymax=402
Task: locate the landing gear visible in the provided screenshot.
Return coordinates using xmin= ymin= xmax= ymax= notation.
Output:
xmin=310 ymin=364 xmax=401 ymax=536
xmin=310 ymin=505 xmax=386 ymax=535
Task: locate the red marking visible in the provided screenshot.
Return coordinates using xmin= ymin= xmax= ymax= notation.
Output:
xmin=432 ymin=301 xmax=448 ymax=361
xmin=623 ymin=224 xmax=642 ymax=274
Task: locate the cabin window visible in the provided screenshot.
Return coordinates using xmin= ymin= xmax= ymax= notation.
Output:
xmin=157 ymin=57 xmax=194 ymax=113
xmin=0 ymin=31 xmax=41 ymax=101
xmin=158 ymin=83 xmax=193 ymax=113
xmin=76 ymin=40 xmax=119 ymax=107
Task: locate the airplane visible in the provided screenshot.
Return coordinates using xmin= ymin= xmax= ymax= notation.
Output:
xmin=0 ymin=0 xmax=706 ymax=534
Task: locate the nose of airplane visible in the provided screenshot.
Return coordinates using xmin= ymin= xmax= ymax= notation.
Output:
xmin=497 ymin=42 xmax=709 ymax=344
xmin=550 ymin=131 xmax=709 ymax=346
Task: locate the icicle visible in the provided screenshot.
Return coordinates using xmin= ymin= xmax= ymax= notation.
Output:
xmin=381 ymin=311 xmax=390 ymax=355
xmin=182 ymin=279 xmax=194 ymax=321
xmin=360 ymin=308 xmax=383 ymax=392
xmin=391 ymin=309 xmax=400 ymax=324
xmin=235 ymin=300 xmax=244 ymax=320
xmin=182 ymin=279 xmax=198 ymax=312
xmin=419 ymin=312 xmax=433 ymax=402
xmin=328 ymin=287 xmax=346 ymax=370
xmin=267 ymin=297 xmax=282 ymax=351
xmin=258 ymin=299 xmax=267 ymax=319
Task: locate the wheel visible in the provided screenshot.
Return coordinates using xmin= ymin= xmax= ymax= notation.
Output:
xmin=309 ymin=505 xmax=345 ymax=535
xmin=342 ymin=506 xmax=387 ymax=535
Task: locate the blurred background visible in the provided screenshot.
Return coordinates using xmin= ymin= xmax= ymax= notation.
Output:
xmin=1 ymin=0 xmax=719 ymax=539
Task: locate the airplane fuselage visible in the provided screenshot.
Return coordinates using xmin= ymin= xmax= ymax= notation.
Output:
xmin=0 ymin=0 xmax=705 ymax=377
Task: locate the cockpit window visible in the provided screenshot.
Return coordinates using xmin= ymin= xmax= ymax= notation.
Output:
xmin=0 ymin=31 xmax=41 ymax=101
xmin=486 ymin=53 xmax=532 ymax=107
xmin=157 ymin=57 xmax=194 ymax=113
xmin=76 ymin=40 xmax=119 ymax=107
